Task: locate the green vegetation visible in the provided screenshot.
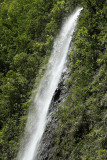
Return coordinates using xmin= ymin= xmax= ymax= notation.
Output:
xmin=0 ymin=0 xmax=107 ymax=159
xmin=0 ymin=0 xmax=80 ymax=159
xmin=53 ymin=0 xmax=107 ymax=159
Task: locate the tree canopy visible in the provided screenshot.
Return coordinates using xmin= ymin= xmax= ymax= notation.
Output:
xmin=0 ymin=0 xmax=107 ymax=159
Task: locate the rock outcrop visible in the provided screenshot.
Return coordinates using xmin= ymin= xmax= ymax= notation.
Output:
xmin=36 ymin=65 xmax=69 ymax=160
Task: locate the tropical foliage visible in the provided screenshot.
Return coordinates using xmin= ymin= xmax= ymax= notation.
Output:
xmin=53 ymin=0 xmax=107 ymax=159
xmin=0 ymin=0 xmax=75 ymax=159
xmin=0 ymin=0 xmax=107 ymax=159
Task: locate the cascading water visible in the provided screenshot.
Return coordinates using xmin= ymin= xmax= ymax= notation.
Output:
xmin=17 ymin=7 xmax=83 ymax=160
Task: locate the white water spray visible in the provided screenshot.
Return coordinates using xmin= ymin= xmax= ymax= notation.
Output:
xmin=17 ymin=7 xmax=82 ymax=160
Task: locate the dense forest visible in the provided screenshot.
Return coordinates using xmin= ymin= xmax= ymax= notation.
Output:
xmin=0 ymin=0 xmax=107 ymax=160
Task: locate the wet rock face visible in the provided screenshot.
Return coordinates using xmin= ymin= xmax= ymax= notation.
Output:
xmin=36 ymin=66 xmax=69 ymax=160
xmin=53 ymin=88 xmax=61 ymax=102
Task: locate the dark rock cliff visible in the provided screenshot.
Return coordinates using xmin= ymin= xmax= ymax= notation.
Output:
xmin=36 ymin=65 xmax=70 ymax=160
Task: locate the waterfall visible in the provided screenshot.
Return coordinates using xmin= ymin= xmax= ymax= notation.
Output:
xmin=17 ymin=7 xmax=83 ymax=160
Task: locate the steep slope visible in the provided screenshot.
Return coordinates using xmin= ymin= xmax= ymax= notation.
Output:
xmin=0 ymin=0 xmax=107 ymax=160
xmin=53 ymin=1 xmax=107 ymax=159
xmin=0 ymin=0 xmax=80 ymax=159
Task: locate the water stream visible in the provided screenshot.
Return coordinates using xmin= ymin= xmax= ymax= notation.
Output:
xmin=17 ymin=7 xmax=83 ymax=160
